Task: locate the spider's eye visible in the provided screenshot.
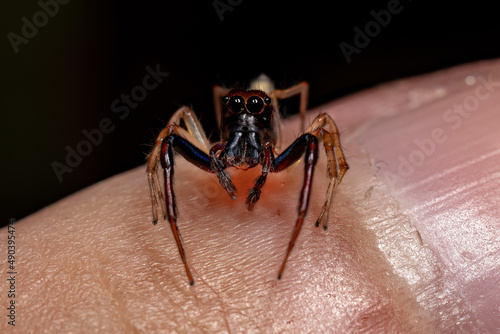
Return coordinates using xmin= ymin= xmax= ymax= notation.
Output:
xmin=222 ymin=96 xmax=229 ymax=104
xmin=247 ymin=96 xmax=264 ymax=114
xmin=228 ymin=96 xmax=245 ymax=113
xmin=264 ymin=96 xmax=271 ymax=105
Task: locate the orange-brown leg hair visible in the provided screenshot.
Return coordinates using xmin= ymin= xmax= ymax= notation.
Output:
xmin=306 ymin=113 xmax=349 ymax=229
xmin=269 ymin=82 xmax=309 ymax=134
xmin=274 ymin=113 xmax=348 ymax=279
xmin=147 ymin=107 xmax=212 ymax=285
xmin=147 ymin=107 xmax=210 ymax=223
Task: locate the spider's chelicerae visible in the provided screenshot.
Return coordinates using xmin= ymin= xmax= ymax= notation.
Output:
xmin=147 ymin=75 xmax=348 ymax=285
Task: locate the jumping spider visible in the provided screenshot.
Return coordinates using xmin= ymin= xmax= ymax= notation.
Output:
xmin=147 ymin=75 xmax=348 ymax=285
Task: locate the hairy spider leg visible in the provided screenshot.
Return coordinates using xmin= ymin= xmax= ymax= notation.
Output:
xmin=160 ymin=133 xmax=215 ymax=285
xmin=159 ymin=132 xmax=242 ymax=285
xmin=269 ymin=82 xmax=309 ymax=150
xmin=270 ymin=133 xmax=319 ymax=279
xmin=246 ymin=148 xmax=272 ymax=210
xmin=147 ymin=107 xmax=211 ymax=224
xmin=305 ymin=114 xmax=349 ymax=229
xmin=209 ymin=143 xmax=237 ymax=199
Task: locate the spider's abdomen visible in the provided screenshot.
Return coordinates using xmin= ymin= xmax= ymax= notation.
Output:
xmin=221 ymin=131 xmax=262 ymax=170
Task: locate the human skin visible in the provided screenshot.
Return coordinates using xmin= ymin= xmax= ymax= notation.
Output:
xmin=1 ymin=59 xmax=499 ymax=333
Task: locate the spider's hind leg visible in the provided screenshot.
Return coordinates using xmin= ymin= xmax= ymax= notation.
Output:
xmin=306 ymin=113 xmax=349 ymax=229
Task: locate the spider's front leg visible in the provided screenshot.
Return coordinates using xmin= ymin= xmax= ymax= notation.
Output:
xmin=272 ymin=113 xmax=349 ymax=278
xmin=271 ymin=133 xmax=319 ymax=279
xmin=159 ymin=134 xmax=239 ymax=285
xmin=147 ymin=106 xmax=214 ymax=285
xmin=147 ymin=107 xmax=210 ymax=224
xmin=158 ymin=132 xmax=216 ymax=285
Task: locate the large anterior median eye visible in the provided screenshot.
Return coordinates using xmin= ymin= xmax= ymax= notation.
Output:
xmin=228 ymin=96 xmax=245 ymax=113
xmin=247 ymin=96 xmax=264 ymax=114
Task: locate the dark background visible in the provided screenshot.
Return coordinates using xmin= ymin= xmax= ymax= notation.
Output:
xmin=1 ymin=0 xmax=499 ymax=227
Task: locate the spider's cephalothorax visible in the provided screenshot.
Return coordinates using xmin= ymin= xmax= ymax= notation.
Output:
xmin=219 ymin=89 xmax=275 ymax=170
xmin=147 ymin=76 xmax=348 ymax=285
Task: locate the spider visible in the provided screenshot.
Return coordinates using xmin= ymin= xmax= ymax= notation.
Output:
xmin=147 ymin=75 xmax=348 ymax=285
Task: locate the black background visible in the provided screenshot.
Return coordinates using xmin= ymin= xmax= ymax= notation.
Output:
xmin=1 ymin=0 xmax=499 ymax=227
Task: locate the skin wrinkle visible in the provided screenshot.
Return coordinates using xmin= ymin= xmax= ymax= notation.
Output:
xmin=2 ymin=60 xmax=500 ymax=333
xmin=6 ymin=140 xmax=431 ymax=333
xmin=181 ymin=140 xmax=419 ymax=332
xmin=356 ymin=60 xmax=500 ymax=332
xmin=326 ymin=152 xmax=434 ymax=333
